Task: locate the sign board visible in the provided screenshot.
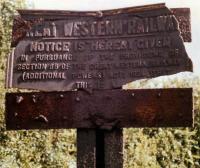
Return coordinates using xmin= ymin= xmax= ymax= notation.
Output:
xmin=6 ymin=4 xmax=192 ymax=91
xmin=4 ymin=4 xmax=194 ymax=168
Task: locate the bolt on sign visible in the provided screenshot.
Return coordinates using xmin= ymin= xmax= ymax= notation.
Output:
xmin=6 ymin=3 xmax=192 ymax=91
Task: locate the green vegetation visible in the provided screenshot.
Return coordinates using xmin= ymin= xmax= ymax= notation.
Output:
xmin=0 ymin=0 xmax=199 ymax=167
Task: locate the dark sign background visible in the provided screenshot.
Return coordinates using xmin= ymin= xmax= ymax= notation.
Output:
xmin=6 ymin=4 xmax=192 ymax=91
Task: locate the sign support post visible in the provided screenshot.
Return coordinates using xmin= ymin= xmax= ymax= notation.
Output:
xmin=104 ymin=129 xmax=123 ymax=168
xmin=77 ymin=129 xmax=96 ymax=168
xmin=77 ymin=129 xmax=123 ymax=168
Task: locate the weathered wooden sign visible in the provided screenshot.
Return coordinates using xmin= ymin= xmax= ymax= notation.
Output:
xmin=5 ymin=4 xmax=194 ymax=168
xmin=6 ymin=3 xmax=192 ymax=91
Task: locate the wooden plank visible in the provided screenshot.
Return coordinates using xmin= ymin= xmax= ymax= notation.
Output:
xmin=77 ymin=129 xmax=123 ymax=168
xmin=104 ymin=129 xmax=123 ymax=168
xmin=77 ymin=129 xmax=96 ymax=168
xmin=5 ymin=88 xmax=193 ymax=130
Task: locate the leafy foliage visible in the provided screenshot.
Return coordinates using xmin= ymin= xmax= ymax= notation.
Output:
xmin=0 ymin=1 xmax=199 ymax=167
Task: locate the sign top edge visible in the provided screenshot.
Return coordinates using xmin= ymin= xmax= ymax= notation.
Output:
xmin=17 ymin=3 xmax=166 ymax=17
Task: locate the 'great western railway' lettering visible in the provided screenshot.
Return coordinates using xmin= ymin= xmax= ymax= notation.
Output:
xmin=64 ymin=15 xmax=177 ymax=37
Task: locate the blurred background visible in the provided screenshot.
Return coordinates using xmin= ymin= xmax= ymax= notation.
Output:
xmin=0 ymin=0 xmax=199 ymax=167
